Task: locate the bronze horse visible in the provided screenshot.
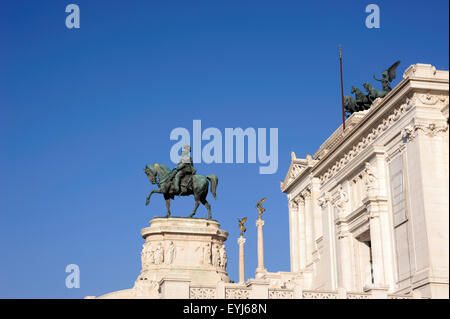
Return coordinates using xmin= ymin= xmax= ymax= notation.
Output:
xmin=144 ymin=163 xmax=218 ymax=219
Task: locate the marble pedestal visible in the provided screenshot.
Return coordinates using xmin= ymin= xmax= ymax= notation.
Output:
xmin=137 ymin=217 xmax=230 ymax=286
xmin=95 ymin=217 xmax=230 ymax=299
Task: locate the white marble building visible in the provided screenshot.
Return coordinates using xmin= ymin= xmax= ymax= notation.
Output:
xmin=88 ymin=63 xmax=447 ymax=299
xmin=280 ymin=63 xmax=449 ymax=299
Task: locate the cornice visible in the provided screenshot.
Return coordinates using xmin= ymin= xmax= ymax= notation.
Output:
xmin=282 ymin=64 xmax=448 ymax=191
xmin=313 ymin=70 xmax=448 ymax=185
xmin=281 ymin=152 xmax=316 ymax=193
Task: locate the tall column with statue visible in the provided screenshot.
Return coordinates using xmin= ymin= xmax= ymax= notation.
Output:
xmin=237 ymin=217 xmax=247 ymax=283
xmin=255 ymin=198 xmax=267 ymax=278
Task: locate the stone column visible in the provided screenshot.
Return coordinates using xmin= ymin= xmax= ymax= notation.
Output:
xmin=238 ymin=236 xmax=246 ymax=283
xmin=303 ymin=189 xmax=315 ymax=266
xmin=289 ymin=200 xmax=300 ymax=272
xmin=320 ymin=192 xmax=338 ymax=290
xmin=374 ymin=152 xmax=395 ymax=291
xmin=364 ymin=159 xmax=389 ymax=289
xmin=367 ymin=203 xmax=386 ymax=288
xmin=336 ymin=230 xmax=354 ymax=291
xmin=334 ymin=187 xmax=353 ymax=291
xmin=255 ymin=219 xmax=267 ymax=277
xmin=311 ymin=178 xmax=323 ymax=240
xmin=296 ymin=196 xmax=307 ymax=270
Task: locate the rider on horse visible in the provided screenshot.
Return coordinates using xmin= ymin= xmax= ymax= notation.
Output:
xmin=172 ymin=145 xmax=196 ymax=195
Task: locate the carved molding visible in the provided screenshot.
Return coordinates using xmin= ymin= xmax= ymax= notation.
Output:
xmin=281 ymin=153 xmax=318 ymax=192
xmin=319 ymin=95 xmax=415 ymax=184
xmin=318 ymin=192 xmax=332 ymax=208
xmin=225 ymin=288 xmax=250 ymax=299
xmin=268 ymin=289 xmax=294 ymax=299
xmin=281 ymin=157 xmax=307 ymax=191
xmin=332 ymin=185 xmax=348 ymax=211
xmin=303 ymin=291 xmax=338 ymax=299
xmin=347 ymin=293 xmax=371 ymax=299
xmin=416 ymin=93 xmax=449 ymax=107
xmin=402 ymin=121 xmax=449 ymax=143
xmin=363 ymin=162 xmax=378 ymax=192
xmin=190 ymin=287 xmax=216 ymax=299
xmin=401 ymin=125 xmax=416 ymax=142
xmin=319 ymin=91 xmax=448 ymax=185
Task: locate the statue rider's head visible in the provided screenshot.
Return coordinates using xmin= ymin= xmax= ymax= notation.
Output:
xmin=180 ymin=144 xmax=192 ymax=163
xmin=182 ymin=144 xmax=191 ymax=154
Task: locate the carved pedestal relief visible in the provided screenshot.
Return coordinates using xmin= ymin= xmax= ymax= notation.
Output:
xmin=165 ymin=241 xmax=176 ymax=265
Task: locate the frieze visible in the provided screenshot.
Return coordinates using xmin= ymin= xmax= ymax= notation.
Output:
xmin=363 ymin=162 xmax=378 ymax=192
xmin=225 ymin=288 xmax=250 ymax=299
xmin=268 ymin=289 xmax=294 ymax=299
xmin=319 ymin=95 xmax=417 ymax=184
xmin=190 ymin=287 xmax=216 ymax=299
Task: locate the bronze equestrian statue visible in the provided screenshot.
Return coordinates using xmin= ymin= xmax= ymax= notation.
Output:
xmin=144 ymin=145 xmax=218 ymax=219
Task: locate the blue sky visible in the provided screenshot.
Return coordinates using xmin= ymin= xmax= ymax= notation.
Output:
xmin=0 ymin=0 xmax=448 ymax=298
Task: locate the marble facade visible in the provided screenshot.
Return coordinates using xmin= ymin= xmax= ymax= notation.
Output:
xmin=280 ymin=64 xmax=449 ymax=299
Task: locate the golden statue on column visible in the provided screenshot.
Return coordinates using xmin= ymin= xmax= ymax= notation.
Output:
xmin=256 ymin=197 xmax=267 ymax=220
xmin=238 ymin=217 xmax=247 ymax=237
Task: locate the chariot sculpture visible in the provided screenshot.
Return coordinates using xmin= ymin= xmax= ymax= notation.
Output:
xmin=344 ymin=61 xmax=400 ymax=116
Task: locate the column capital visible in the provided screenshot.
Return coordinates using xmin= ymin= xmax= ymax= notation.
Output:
xmin=238 ymin=236 xmax=246 ymax=245
xmin=318 ymin=192 xmax=332 ymax=208
xmin=294 ymin=194 xmax=305 ymax=206
xmin=289 ymin=200 xmax=298 ymax=210
xmin=302 ymin=188 xmax=312 ymax=199
xmin=256 ymin=219 xmax=265 ymax=227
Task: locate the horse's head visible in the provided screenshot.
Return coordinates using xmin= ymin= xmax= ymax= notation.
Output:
xmin=351 ymin=86 xmax=357 ymax=94
xmin=144 ymin=164 xmax=157 ymax=184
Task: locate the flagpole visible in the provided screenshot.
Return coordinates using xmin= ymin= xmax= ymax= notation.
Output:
xmin=339 ymin=45 xmax=346 ymax=131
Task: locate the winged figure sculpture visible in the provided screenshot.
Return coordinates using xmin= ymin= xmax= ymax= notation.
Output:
xmin=238 ymin=217 xmax=247 ymax=237
xmin=373 ymin=60 xmax=400 ymax=93
xmin=256 ymin=197 xmax=267 ymax=219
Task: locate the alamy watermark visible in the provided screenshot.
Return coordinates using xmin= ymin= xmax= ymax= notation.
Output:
xmin=169 ymin=120 xmax=278 ymax=174
xmin=65 ymin=4 xmax=80 ymax=29
xmin=365 ymin=4 xmax=380 ymax=29
xmin=65 ymin=264 xmax=80 ymax=288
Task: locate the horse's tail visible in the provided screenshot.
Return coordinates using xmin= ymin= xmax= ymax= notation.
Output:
xmin=206 ymin=175 xmax=218 ymax=199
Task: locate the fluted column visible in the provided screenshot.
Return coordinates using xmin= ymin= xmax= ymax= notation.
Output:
xmin=374 ymin=153 xmax=395 ymax=290
xmin=367 ymin=205 xmax=385 ymax=288
xmin=238 ymin=236 xmax=246 ymax=283
xmin=255 ymin=219 xmax=267 ymax=277
xmin=334 ymin=185 xmax=353 ymax=290
xmin=336 ymin=230 xmax=354 ymax=291
xmin=364 ymin=160 xmax=389 ymax=289
xmin=296 ymin=196 xmax=307 ymax=270
xmin=319 ymin=192 xmax=338 ymax=290
xmin=289 ymin=200 xmax=300 ymax=272
xmin=303 ymin=189 xmax=315 ymax=266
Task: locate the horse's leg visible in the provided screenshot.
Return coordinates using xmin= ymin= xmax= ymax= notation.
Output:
xmin=200 ymin=198 xmax=212 ymax=220
xmin=165 ymin=197 xmax=171 ymax=218
xmin=189 ymin=190 xmax=200 ymax=218
xmin=146 ymin=190 xmax=156 ymax=205
xmin=146 ymin=188 xmax=164 ymax=205
xmin=189 ymin=200 xmax=200 ymax=218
